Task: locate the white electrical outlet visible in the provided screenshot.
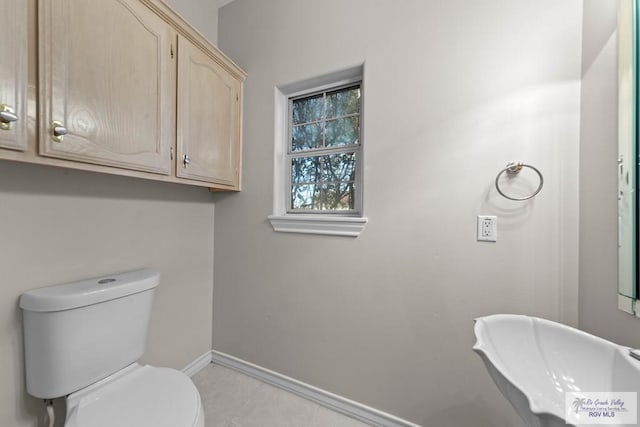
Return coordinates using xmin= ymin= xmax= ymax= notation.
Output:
xmin=477 ymin=215 xmax=497 ymax=242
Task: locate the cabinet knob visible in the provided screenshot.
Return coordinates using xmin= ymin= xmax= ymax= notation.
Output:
xmin=183 ymin=154 xmax=191 ymax=167
xmin=51 ymin=121 xmax=68 ymax=143
xmin=0 ymin=104 xmax=18 ymax=131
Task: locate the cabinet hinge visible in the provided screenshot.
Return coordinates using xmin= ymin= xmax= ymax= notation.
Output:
xmin=170 ymin=147 xmax=174 ymax=160
xmin=170 ymin=43 xmax=174 ymax=59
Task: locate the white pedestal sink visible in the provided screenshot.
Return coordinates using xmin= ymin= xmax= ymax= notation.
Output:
xmin=473 ymin=314 xmax=640 ymax=427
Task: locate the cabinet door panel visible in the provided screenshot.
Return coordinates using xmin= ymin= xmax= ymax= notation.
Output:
xmin=39 ymin=0 xmax=173 ymax=174
xmin=0 ymin=0 xmax=28 ymax=151
xmin=177 ymin=35 xmax=240 ymax=187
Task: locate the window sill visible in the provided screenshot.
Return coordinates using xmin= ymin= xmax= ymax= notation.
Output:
xmin=268 ymin=215 xmax=368 ymax=237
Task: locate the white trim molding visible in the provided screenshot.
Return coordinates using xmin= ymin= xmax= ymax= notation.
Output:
xmin=210 ymin=350 xmax=421 ymax=427
xmin=182 ymin=351 xmax=213 ymax=377
xmin=618 ymin=293 xmax=635 ymax=316
xmin=268 ymin=214 xmax=368 ymax=237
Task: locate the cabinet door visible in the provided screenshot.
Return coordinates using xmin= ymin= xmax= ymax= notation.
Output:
xmin=177 ymin=35 xmax=241 ymax=187
xmin=39 ymin=0 xmax=173 ymax=174
xmin=0 ymin=0 xmax=27 ymax=151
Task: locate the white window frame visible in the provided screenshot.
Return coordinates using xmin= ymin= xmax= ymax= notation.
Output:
xmin=268 ymin=65 xmax=368 ymax=237
xmin=287 ymin=82 xmax=362 ymax=214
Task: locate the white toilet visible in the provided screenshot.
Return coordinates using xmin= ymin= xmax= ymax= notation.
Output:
xmin=19 ymin=269 xmax=205 ymax=427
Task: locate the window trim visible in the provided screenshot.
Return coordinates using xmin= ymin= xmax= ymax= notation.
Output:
xmin=269 ymin=65 xmax=368 ymax=237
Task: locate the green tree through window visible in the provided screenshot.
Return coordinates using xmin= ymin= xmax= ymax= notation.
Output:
xmin=288 ymin=84 xmax=361 ymax=212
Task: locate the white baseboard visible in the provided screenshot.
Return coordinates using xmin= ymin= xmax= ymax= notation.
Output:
xmin=182 ymin=350 xmax=213 ymax=377
xmin=210 ymin=350 xmax=421 ymax=427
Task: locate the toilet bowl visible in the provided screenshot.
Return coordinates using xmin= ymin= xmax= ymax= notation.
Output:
xmin=65 ymin=364 xmax=204 ymax=427
xmin=19 ymin=269 xmax=205 ymax=427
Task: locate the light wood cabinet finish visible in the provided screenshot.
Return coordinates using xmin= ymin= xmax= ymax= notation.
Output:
xmin=0 ymin=0 xmax=28 ymax=151
xmin=38 ymin=0 xmax=174 ymax=175
xmin=0 ymin=0 xmax=245 ymax=190
xmin=177 ymin=35 xmax=241 ymax=188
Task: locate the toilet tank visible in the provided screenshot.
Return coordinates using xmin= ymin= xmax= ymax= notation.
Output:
xmin=19 ymin=269 xmax=160 ymax=399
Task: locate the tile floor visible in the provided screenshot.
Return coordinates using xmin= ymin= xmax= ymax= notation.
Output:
xmin=192 ymin=364 xmax=372 ymax=427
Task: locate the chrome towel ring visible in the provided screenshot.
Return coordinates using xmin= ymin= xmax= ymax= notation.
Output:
xmin=495 ymin=162 xmax=544 ymax=201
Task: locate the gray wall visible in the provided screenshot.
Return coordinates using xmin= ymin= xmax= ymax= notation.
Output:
xmin=579 ymin=0 xmax=640 ymax=346
xmin=2 ymin=1 xmax=217 ymax=425
xmin=166 ymin=0 xmax=218 ymax=44
xmin=216 ymin=1 xmax=583 ymax=425
xmin=1 ymin=163 xmax=215 ymax=427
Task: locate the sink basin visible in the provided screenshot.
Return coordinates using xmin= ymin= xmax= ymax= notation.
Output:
xmin=473 ymin=314 xmax=640 ymax=427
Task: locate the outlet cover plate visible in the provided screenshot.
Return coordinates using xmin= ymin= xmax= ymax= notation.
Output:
xmin=477 ymin=215 xmax=497 ymax=242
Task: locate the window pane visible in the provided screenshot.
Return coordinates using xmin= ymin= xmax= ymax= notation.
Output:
xmin=326 ymin=86 xmax=360 ymax=119
xmin=321 ymin=182 xmax=355 ymax=210
xmin=292 ymin=94 xmax=323 ymax=125
xmin=290 ymin=153 xmax=357 ymax=211
xmin=292 ymin=123 xmax=322 ymax=151
xmin=291 ymin=156 xmax=321 ymax=184
xmin=287 ymin=82 xmax=362 ymax=213
xmin=291 ymin=183 xmax=320 ymax=209
xmin=325 ymin=117 xmax=359 ymax=148
xmin=322 ymin=152 xmax=356 ymax=182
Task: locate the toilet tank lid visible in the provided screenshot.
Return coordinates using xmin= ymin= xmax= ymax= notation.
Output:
xmin=19 ymin=269 xmax=160 ymax=312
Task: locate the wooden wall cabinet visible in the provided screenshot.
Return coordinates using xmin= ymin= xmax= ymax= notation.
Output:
xmin=0 ymin=0 xmax=246 ymax=191
xmin=0 ymin=0 xmax=28 ymax=151
xmin=177 ymin=35 xmax=242 ymax=187
xmin=39 ymin=0 xmax=174 ymax=175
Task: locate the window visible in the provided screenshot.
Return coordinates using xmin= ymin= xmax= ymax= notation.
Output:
xmin=269 ymin=66 xmax=368 ymax=237
xmin=288 ymin=84 xmax=362 ymax=213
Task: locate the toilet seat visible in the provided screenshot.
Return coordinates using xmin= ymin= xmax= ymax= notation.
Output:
xmin=65 ymin=364 xmax=204 ymax=427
